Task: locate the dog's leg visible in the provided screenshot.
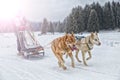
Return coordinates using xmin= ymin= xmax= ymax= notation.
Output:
xmin=58 ymin=61 xmax=62 ymax=67
xmin=53 ymin=53 xmax=61 ymax=68
xmin=82 ymin=51 xmax=88 ymax=66
xmin=86 ymin=51 xmax=92 ymax=60
xmin=60 ymin=55 xmax=65 ymax=63
xmin=75 ymin=49 xmax=82 ymax=63
xmin=68 ymin=52 xmax=75 ymax=68
xmin=51 ymin=47 xmax=66 ymax=70
xmin=57 ymin=55 xmax=67 ymax=70
xmin=56 ymin=54 xmax=67 ymax=70
xmin=56 ymin=53 xmax=62 ymax=68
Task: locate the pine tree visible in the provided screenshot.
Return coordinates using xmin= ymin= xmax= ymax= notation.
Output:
xmin=116 ymin=2 xmax=120 ymax=29
xmin=103 ymin=2 xmax=115 ymax=30
xmin=112 ymin=1 xmax=117 ymax=28
xmin=87 ymin=9 xmax=99 ymax=32
xmin=56 ymin=21 xmax=64 ymax=32
xmin=82 ymin=4 xmax=91 ymax=30
xmin=62 ymin=19 xmax=67 ymax=32
xmin=91 ymin=2 xmax=104 ymax=30
xmin=70 ymin=8 xmax=79 ymax=33
xmin=76 ymin=6 xmax=85 ymax=32
xmin=41 ymin=18 xmax=48 ymax=34
xmin=65 ymin=6 xmax=84 ymax=33
xmin=65 ymin=14 xmax=74 ymax=33
xmin=49 ymin=22 xmax=54 ymax=34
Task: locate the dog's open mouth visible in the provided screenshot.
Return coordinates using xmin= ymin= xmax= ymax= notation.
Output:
xmin=69 ymin=45 xmax=78 ymax=51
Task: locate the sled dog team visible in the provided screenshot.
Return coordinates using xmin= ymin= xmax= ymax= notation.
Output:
xmin=51 ymin=32 xmax=101 ymax=70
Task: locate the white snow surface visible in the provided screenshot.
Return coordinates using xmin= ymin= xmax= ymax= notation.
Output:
xmin=0 ymin=31 xmax=120 ymax=80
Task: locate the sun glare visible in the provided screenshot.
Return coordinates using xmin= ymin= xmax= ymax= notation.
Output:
xmin=0 ymin=0 xmax=21 ymax=20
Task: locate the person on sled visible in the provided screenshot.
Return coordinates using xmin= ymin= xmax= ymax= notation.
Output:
xmin=14 ymin=15 xmax=44 ymax=57
xmin=14 ymin=15 xmax=27 ymax=56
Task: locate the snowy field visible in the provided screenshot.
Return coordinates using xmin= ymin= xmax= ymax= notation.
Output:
xmin=0 ymin=31 xmax=120 ymax=80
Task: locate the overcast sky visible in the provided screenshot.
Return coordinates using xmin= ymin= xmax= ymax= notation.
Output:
xmin=21 ymin=0 xmax=119 ymax=22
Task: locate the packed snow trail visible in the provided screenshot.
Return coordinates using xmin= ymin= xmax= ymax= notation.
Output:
xmin=0 ymin=32 xmax=120 ymax=80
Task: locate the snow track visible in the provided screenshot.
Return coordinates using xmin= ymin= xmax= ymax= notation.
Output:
xmin=0 ymin=32 xmax=120 ymax=80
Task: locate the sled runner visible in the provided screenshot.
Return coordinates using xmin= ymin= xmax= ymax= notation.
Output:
xmin=17 ymin=30 xmax=44 ymax=58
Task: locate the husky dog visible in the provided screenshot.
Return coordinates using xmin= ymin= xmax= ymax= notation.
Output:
xmin=51 ymin=33 xmax=77 ymax=70
xmin=75 ymin=32 xmax=101 ymax=66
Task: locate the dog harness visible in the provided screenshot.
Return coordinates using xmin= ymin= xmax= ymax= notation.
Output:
xmin=86 ymin=37 xmax=93 ymax=50
xmin=75 ymin=36 xmax=85 ymax=41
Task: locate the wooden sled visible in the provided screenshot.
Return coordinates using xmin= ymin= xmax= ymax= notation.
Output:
xmin=17 ymin=31 xmax=44 ymax=58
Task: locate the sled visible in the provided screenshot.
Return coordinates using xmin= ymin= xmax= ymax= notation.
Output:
xmin=17 ymin=30 xmax=44 ymax=58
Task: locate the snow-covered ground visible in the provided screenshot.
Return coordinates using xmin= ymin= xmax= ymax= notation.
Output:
xmin=0 ymin=31 xmax=120 ymax=80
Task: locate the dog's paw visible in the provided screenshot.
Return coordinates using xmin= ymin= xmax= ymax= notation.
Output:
xmin=86 ymin=57 xmax=91 ymax=60
xmin=84 ymin=63 xmax=88 ymax=66
xmin=63 ymin=66 xmax=67 ymax=70
xmin=72 ymin=65 xmax=75 ymax=68
xmin=78 ymin=60 xmax=82 ymax=63
xmin=71 ymin=62 xmax=75 ymax=68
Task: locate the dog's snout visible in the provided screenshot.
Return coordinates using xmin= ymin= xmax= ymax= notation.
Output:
xmin=99 ymin=42 xmax=101 ymax=45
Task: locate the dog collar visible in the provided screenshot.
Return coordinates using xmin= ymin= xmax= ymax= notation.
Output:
xmin=87 ymin=43 xmax=93 ymax=50
xmin=87 ymin=37 xmax=93 ymax=50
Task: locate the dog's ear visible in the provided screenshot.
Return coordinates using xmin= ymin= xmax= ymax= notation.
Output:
xmin=91 ymin=32 xmax=94 ymax=38
xmin=71 ymin=31 xmax=74 ymax=37
xmin=95 ymin=31 xmax=98 ymax=35
xmin=64 ymin=33 xmax=68 ymax=40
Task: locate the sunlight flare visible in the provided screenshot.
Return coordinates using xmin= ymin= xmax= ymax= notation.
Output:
xmin=0 ymin=0 xmax=21 ymax=20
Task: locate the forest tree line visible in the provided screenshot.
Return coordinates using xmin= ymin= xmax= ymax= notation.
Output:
xmin=0 ymin=1 xmax=119 ymax=33
xmin=41 ymin=1 xmax=120 ymax=33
